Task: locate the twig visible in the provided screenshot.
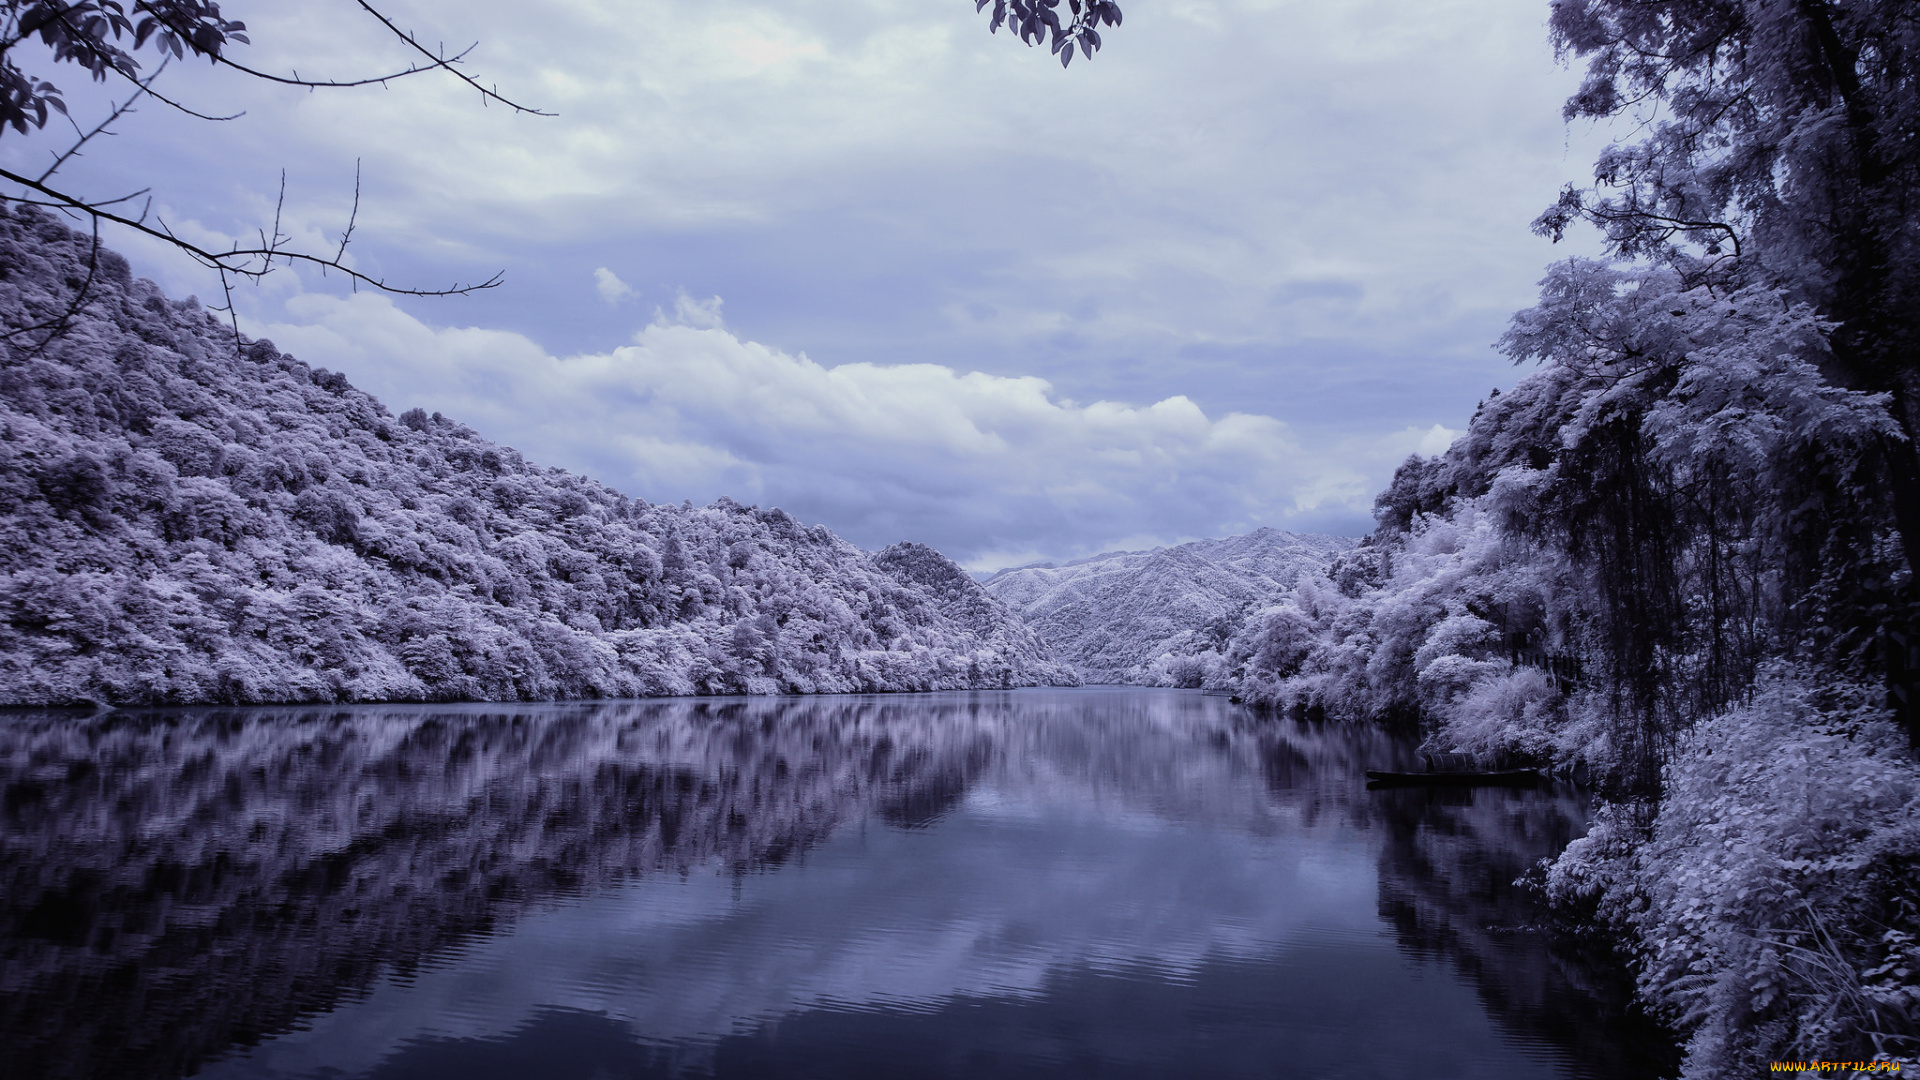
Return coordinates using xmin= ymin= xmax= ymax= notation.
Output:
xmin=37 ymin=59 xmax=169 ymax=184
xmin=346 ymin=0 xmax=553 ymax=115
xmin=334 ymin=159 xmax=361 ymax=288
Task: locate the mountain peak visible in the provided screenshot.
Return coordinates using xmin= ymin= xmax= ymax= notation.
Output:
xmin=983 ymin=530 xmax=1354 ymax=683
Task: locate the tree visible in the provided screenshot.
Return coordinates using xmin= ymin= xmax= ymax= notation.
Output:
xmin=0 ymin=0 xmax=543 ymax=346
xmin=1537 ymin=0 xmax=1920 ymax=575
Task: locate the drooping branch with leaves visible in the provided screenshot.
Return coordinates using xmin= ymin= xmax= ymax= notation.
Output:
xmin=976 ymin=0 xmax=1122 ymax=67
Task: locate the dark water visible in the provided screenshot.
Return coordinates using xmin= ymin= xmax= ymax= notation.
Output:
xmin=1 ymin=688 xmax=1677 ymax=1080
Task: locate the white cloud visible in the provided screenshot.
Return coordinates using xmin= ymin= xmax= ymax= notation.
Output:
xmin=594 ymin=267 xmax=634 ymax=304
xmin=660 ymin=292 xmax=726 ymax=329
xmin=255 ymin=296 xmax=1440 ymax=566
xmin=16 ymin=0 xmax=1613 ymax=432
xmin=8 ymin=0 xmax=1582 ymax=564
xmin=1408 ymin=423 xmax=1459 ymax=459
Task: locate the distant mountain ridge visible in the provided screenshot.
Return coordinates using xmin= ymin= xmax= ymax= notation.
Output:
xmin=983 ymin=529 xmax=1354 ymax=683
xmin=0 ymin=206 xmax=1076 ymax=704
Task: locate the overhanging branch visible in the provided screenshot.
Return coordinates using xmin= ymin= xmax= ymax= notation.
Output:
xmin=0 ymin=165 xmax=504 ymax=297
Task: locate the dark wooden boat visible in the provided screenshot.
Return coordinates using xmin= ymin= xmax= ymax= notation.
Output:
xmin=1364 ymin=768 xmax=1543 ymax=788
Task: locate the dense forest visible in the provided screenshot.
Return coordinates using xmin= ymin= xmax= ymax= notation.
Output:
xmin=0 ymin=206 xmax=1077 ymax=704
xmin=1202 ymin=2 xmax=1920 ymax=1073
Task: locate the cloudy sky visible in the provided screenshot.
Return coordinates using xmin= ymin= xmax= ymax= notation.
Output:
xmin=2 ymin=0 xmax=1611 ymax=569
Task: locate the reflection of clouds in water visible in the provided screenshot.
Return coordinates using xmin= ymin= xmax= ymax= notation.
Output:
xmin=215 ymin=793 xmax=1377 ymax=1078
xmin=8 ymin=689 xmax=1660 ymax=1080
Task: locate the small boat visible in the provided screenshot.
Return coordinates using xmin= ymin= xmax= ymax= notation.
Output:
xmin=1364 ymin=768 xmax=1544 ymax=788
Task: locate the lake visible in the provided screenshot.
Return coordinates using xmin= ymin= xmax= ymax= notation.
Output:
xmin=1 ymin=688 xmax=1677 ymax=1079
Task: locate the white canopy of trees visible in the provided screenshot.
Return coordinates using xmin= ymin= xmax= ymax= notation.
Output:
xmin=982 ymin=528 xmax=1350 ymax=684
xmin=0 ymin=205 xmax=1078 ymax=704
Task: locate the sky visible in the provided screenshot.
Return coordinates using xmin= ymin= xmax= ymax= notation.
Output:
xmin=1 ymin=0 xmax=1614 ymax=570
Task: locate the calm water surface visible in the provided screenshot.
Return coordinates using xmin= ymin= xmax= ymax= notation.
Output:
xmin=1 ymin=688 xmax=1677 ymax=1079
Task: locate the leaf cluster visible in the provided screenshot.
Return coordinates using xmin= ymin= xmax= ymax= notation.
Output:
xmin=1 ymin=1 xmax=243 ymax=135
xmin=977 ymin=0 xmax=1121 ymax=67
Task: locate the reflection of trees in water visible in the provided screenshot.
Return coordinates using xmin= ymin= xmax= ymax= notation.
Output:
xmin=1248 ymin=714 xmax=1680 ymax=1076
xmin=1370 ymin=783 xmax=1680 ymax=1079
xmin=1 ymin=698 xmax=1003 ymax=1080
xmin=0 ymin=693 xmax=1672 ymax=1080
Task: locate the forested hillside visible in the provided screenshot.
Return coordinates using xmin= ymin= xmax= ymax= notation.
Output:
xmin=0 ymin=207 xmax=1076 ymax=704
xmin=1219 ymin=270 xmax=1920 ymax=1073
xmin=1210 ymin=0 xmax=1920 ymax=1068
xmin=983 ymin=529 xmax=1349 ymax=683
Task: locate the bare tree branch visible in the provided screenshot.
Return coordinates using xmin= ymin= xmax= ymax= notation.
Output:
xmin=102 ymin=60 xmax=244 ymax=122
xmin=34 ymin=58 xmax=160 ymax=183
xmin=342 ymin=0 xmax=551 ymax=115
xmin=333 ymin=157 xmax=359 ymax=279
xmin=209 ymin=40 xmax=554 ymax=116
xmin=0 ymin=164 xmax=505 ymax=297
xmin=1 ymin=0 xmax=530 ymax=350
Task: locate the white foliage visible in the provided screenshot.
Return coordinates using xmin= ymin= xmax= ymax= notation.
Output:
xmin=0 ymin=207 xmax=1077 ymax=704
xmin=1553 ymin=669 xmax=1920 ymax=1074
xmin=982 ymin=528 xmax=1351 ymax=683
xmin=1210 ymin=254 xmax=1919 ymax=1073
